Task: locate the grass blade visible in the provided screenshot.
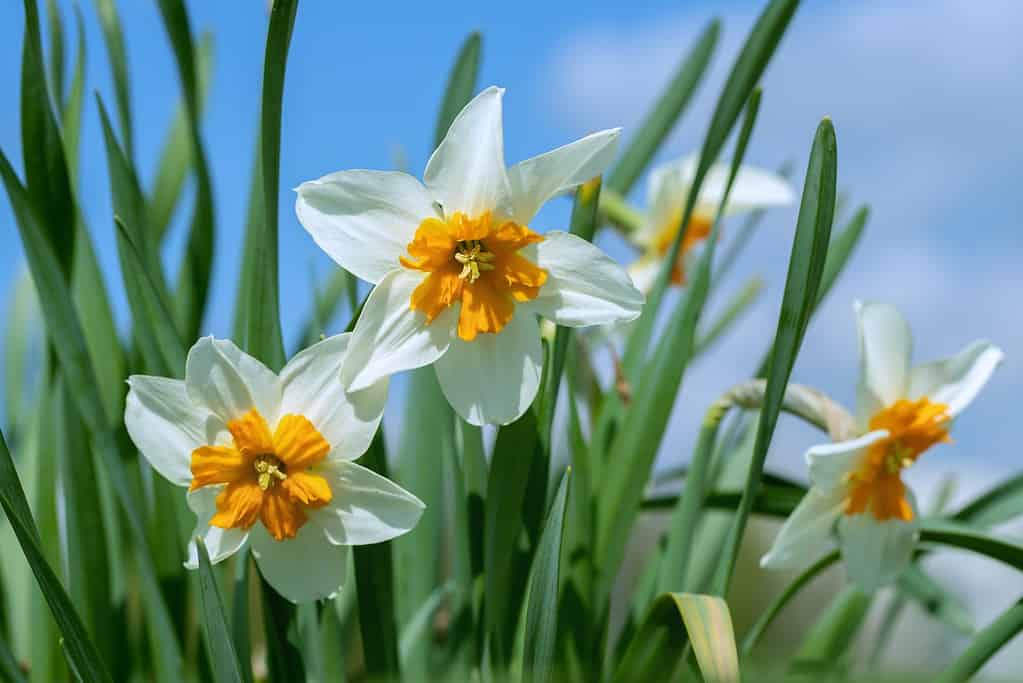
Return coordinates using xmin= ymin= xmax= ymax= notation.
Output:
xmin=0 ymin=429 xmax=113 ymax=683
xmin=353 ymin=433 xmax=401 ymax=680
xmin=484 ymin=410 xmax=538 ymax=667
xmin=605 ymin=19 xmax=719 ymax=195
xmin=434 ymin=32 xmax=482 ymax=148
xmin=953 ymin=471 xmax=1023 ymax=527
xmin=248 ymin=0 xmax=299 ymax=371
xmin=21 ymin=0 xmax=76 ymax=281
xmin=623 ymin=0 xmax=799 ymax=374
xmin=156 ymin=0 xmax=216 ymax=342
xmin=710 ymin=117 xmax=836 ymax=596
xmin=231 ymin=553 xmax=255 ymax=683
xmin=920 ymin=520 xmax=1023 ymax=571
xmin=92 ymin=0 xmax=134 ymax=160
xmin=196 ymin=539 xmax=245 ymax=683
xmin=612 ymin=593 xmax=739 ymax=683
xmin=934 ymin=599 xmax=1023 ymax=683
xmin=522 ymin=470 xmax=571 ymax=683
xmin=44 ymin=0 xmax=64 ymax=107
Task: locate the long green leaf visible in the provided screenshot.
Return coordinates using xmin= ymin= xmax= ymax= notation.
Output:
xmin=92 ymin=0 xmax=134 ymax=159
xmin=484 ymin=410 xmax=538 ymax=667
xmin=792 ymin=586 xmax=870 ymax=667
xmin=44 ymin=0 xmax=64 ymax=108
xmin=149 ymin=32 xmax=214 ymax=243
xmin=231 ymin=552 xmax=255 ymax=683
xmin=953 ymin=471 xmax=1023 ymax=527
xmin=434 ymin=32 xmax=482 ymax=148
xmin=597 ymin=90 xmax=763 ymax=596
xmin=920 ymin=520 xmax=1023 ymax=571
xmin=622 ymin=0 xmax=799 ymax=374
xmin=605 ymin=19 xmax=719 ymax=195
xmin=710 ymin=117 xmax=836 ymax=596
xmin=0 ymin=429 xmax=112 ymax=683
xmin=353 ymin=433 xmax=401 ymax=680
xmin=248 ymin=0 xmax=298 ymax=371
xmin=613 ymin=593 xmax=739 ymax=683
xmin=157 ymin=0 xmax=216 ymax=342
xmin=521 ymin=470 xmax=571 ymax=683
xmin=934 ymin=599 xmax=1023 ymax=683
xmin=21 ymin=0 xmax=75 ymax=281
xmin=196 ymin=540 xmax=245 ymax=683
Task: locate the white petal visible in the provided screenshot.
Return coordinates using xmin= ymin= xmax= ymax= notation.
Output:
xmin=838 ymin=493 xmax=920 ymax=592
xmin=125 ymin=376 xmax=219 ymax=486
xmin=908 ymin=341 xmax=1004 ymax=417
xmin=760 ymin=489 xmax=843 ymax=570
xmin=280 ymin=333 xmax=387 ymax=460
xmin=434 ymin=311 xmax=543 ymax=426
xmin=704 ymin=163 xmax=795 ymax=216
xmin=637 ymin=159 xmax=694 ymax=246
xmin=626 ymin=256 xmax=661 ymax=295
xmin=854 ymin=301 xmax=912 ymax=419
xmin=424 ymin=86 xmax=510 ymax=217
xmin=523 ymin=231 xmax=644 ymax=327
xmin=184 ymin=487 xmax=249 ymax=569
xmin=340 ymin=270 xmax=458 ymax=392
xmin=250 ymin=523 xmax=348 ymax=603
xmin=295 ymin=170 xmax=437 ymax=284
xmin=185 ymin=337 xmax=281 ymax=425
xmin=806 ymin=431 xmax=888 ymax=494
xmin=313 ymin=460 xmax=425 ymax=545
xmin=503 ymin=128 xmax=620 ymax=224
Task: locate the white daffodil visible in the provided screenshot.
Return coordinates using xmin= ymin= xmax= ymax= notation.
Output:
xmin=124 ymin=335 xmax=424 ymax=603
xmin=627 ymin=155 xmax=793 ymax=293
xmin=295 ymin=86 xmax=644 ymax=426
xmin=762 ymin=301 xmax=1003 ymax=591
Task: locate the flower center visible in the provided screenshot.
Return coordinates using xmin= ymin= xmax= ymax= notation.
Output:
xmin=399 ymin=211 xmax=548 ymax=341
xmin=454 ymin=239 xmax=496 ymax=283
xmin=189 ymin=409 xmax=333 ymax=540
xmin=253 ymin=453 xmax=287 ymax=490
xmin=843 ymin=397 xmax=951 ymax=521
xmin=652 ymin=211 xmax=714 ymax=285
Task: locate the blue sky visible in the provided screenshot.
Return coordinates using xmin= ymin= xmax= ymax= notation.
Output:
xmin=1 ymin=0 xmax=1022 ymax=671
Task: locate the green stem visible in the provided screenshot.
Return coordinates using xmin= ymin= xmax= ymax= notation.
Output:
xmin=934 ymin=600 xmax=1023 ymax=683
xmin=597 ymin=187 xmax=645 ymax=236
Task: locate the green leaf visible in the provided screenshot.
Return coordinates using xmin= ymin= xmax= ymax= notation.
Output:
xmin=149 ymin=32 xmax=214 ymax=243
xmin=952 ymin=471 xmax=1023 ymax=527
xmin=96 ymin=96 xmax=185 ymax=375
xmin=484 ymin=410 xmax=538 ymax=666
xmin=933 ymin=599 xmax=1023 ymax=683
xmin=56 ymin=379 xmax=114 ymax=669
xmin=710 ymin=117 xmax=836 ymax=596
xmin=598 ymin=89 xmax=763 ymax=597
xmin=896 ymin=565 xmax=973 ymax=635
xmin=232 ymin=136 xmax=265 ymax=344
xmin=622 ymin=0 xmax=799 ymax=375
xmin=21 ymin=0 xmax=76 ymax=281
xmin=434 ymin=32 xmax=482 ymax=148
xmin=398 ymin=581 xmax=455 ymax=669
xmin=694 ymin=276 xmax=764 ymax=357
xmin=260 ymin=577 xmax=306 ymax=682
xmin=231 ymin=552 xmax=255 ymax=683
xmin=3 ymin=269 xmax=41 ymax=436
xmin=394 ymin=368 xmax=453 ymax=677
xmin=740 ymin=551 xmax=839 ymax=657
xmin=196 ymin=539 xmax=245 ymax=683
xmin=45 ymin=0 xmax=65 ymax=107
xmin=793 ymin=585 xmax=870 ymax=667
xmin=294 ymin=268 xmax=354 ymax=351
xmin=605 ymin=19 xmax=719 ymax=195
xmin=613 ymin=593 xmax=739 ymax=683
xmin=522 ymin=470 xmax=571 ymax=683
xmin=815 ymin=203 xmax=868 ymax=307
xmin=0 ymin=428 xmax=113 ymax=683
xmin=0 ymin=633 xmax=27 ymax=683
xmin=920 ymin=520 xmax=1023 ymax=571
xmin=157 ymin=0 xmax=216 ymax=342
xmin=353 ymin=433 xmax=401 ymax=680
xmin=247 ymin=0 xmax=299 ymax=371
xmin=92 ymin=0 xmax=134 ymax=160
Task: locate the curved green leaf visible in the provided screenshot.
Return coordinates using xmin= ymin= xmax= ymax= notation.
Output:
xmin=196 ymin=539 xmax=245 ymax=683
xmin=934 ymin=599 xmax=1023 ymax=683
xmin=613 ymin=593 xmax=739 ymax=683
xmin=434 ymin=32 xmax=482 ymax=148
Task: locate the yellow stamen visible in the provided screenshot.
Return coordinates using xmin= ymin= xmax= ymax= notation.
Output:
xmin=189 ymin=409 xmax=332 ymax=540
xmin=843 ymin=397 xmax=951 ymax=522
xmin=399 ymin=211 xmax=548 ymax=340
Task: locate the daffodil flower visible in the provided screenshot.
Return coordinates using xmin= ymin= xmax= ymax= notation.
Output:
xmin=124 ymin=335 xmax=424 ymax=603
xmin=295 ymin=86 xmax=644 ymax=426
xmin=761 ymin=301 xmax=1003 ymax=591
xmin=627 ymin=155 xmax=794 ymax=292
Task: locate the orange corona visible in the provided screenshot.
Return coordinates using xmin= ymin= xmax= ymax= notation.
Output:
xmin=652 ymin=212 xmax=714 ymax=285
xmin=190 ymin=409 xmax=332 ymax=540
xmin=400 ymin=211 xmax=548 ymax=341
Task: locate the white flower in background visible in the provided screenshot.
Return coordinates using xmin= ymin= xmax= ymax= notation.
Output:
xmin=761 ymin=301 xmax=1003 ymax=591
xmin=124 ymin=335 xmax=424 ymax=603
xmin=295 ymin=86 xmax=644 ymax=426
xmin=627 ymin=155 xmax=793 ymax=293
